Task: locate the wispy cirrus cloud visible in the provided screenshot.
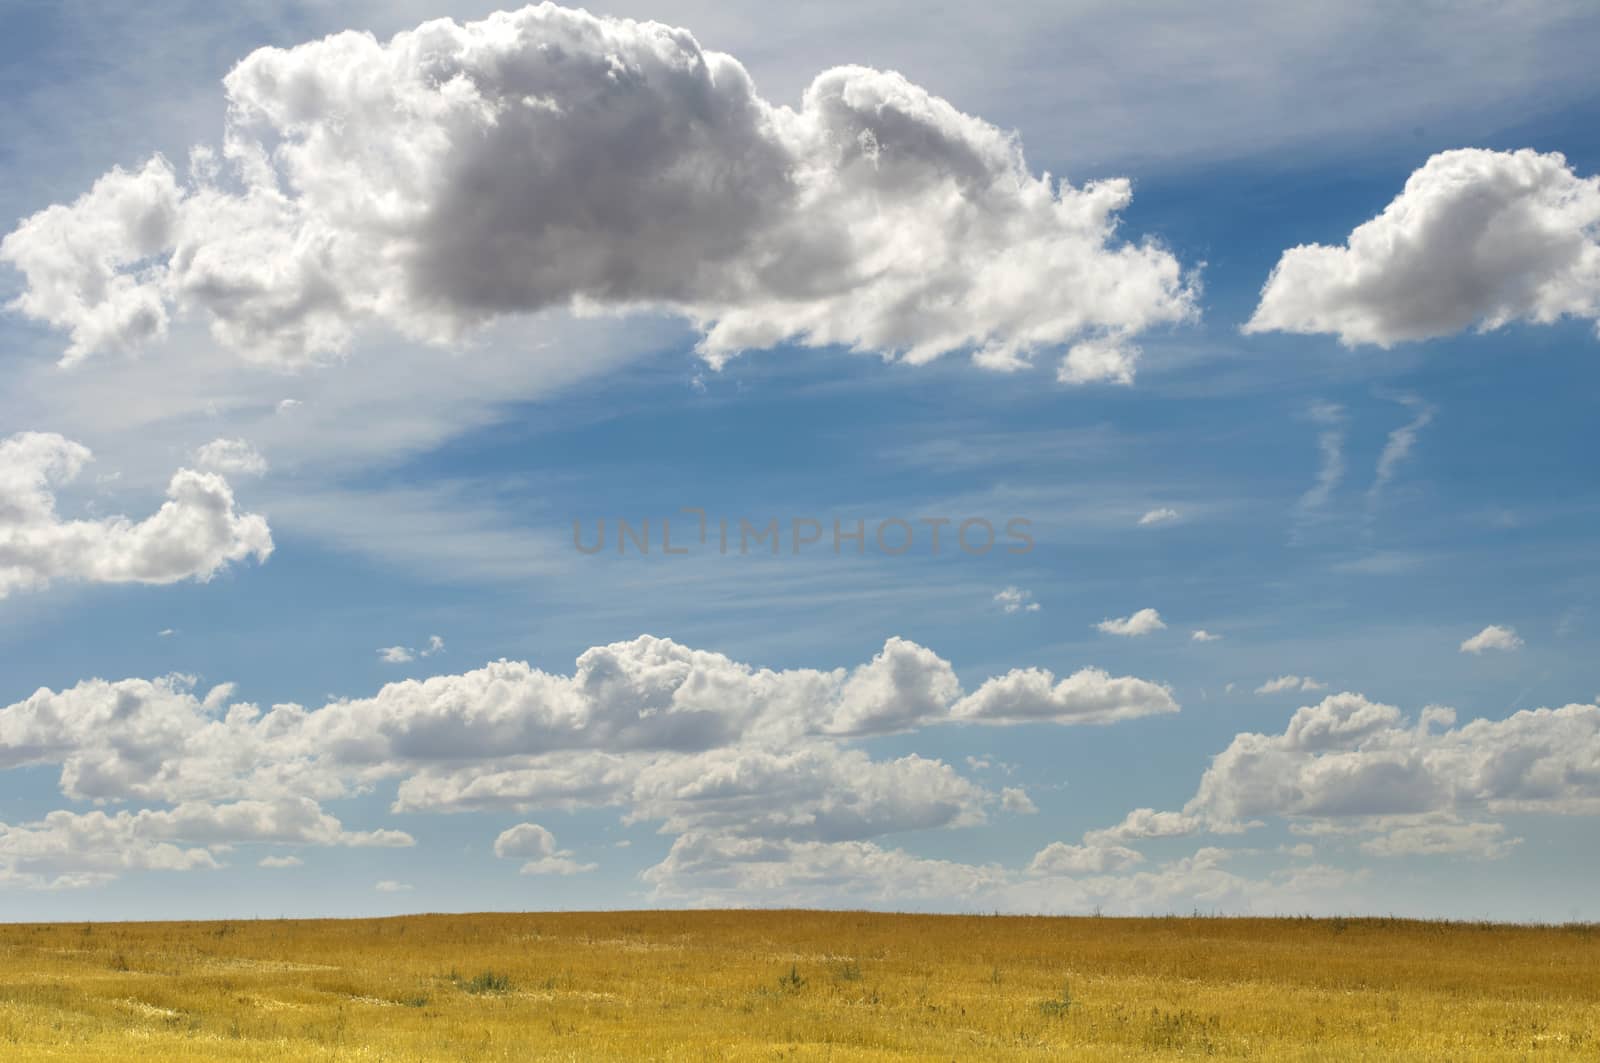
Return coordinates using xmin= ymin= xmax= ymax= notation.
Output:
xmin=1367 ymin=395 xmax=1435 ymax=514
xmin=1297 ymin=403 xmax=1345 ymax=518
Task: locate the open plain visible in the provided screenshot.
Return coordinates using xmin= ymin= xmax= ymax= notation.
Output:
xmin=1 ymin=910 xmax=1596 ymax=1060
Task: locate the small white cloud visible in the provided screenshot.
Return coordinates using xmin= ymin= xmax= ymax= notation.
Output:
xmin=493 ymin=822 xmax=596 ymax=876
xmin=276 ymin=399 xmax=302 ymax=414
xmin=157 ymin=628 xmax=176 ymax=638
xmin=518 ymin=855 xmax=598 ymax=876
xmin=993 ymin=587 xmax=1041 ymax=614
xmin=1255 ymin=675 xmax=1327 ymax=695
xmin=380 ymin=635 xmax=445 ymax=664
xmin=1058 ymin=338 xmax=1141 ymax=386
xmin=1138 ymin=507 xmax=1180 ymax=526
xmin=1096 ymin=608 xmax=1166 ymax=637
xmin=1191 ymin=629 xmax=1222 ymax=643
xmin=375 ymin=880 xmax=412 ymax=892
xmin=193 ymin=438 xmax=267 ymax=477
xmin=1000 ymin=787 xmax=1038 ymax=815
xmin=1460 ymin=625 xmax=1523 ymax=655
xmin=259 ymin=855 xmax=302 ymax=869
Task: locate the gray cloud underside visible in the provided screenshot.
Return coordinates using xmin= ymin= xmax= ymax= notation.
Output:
xmin=1 ymin=3 xmax=1196 ymax=380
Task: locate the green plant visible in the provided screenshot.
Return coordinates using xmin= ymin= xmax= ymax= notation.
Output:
xmin=455 ymin=970 xmax=513 ymax=995
xmin=1038 ymin=980 xmax=1073 ymax=1017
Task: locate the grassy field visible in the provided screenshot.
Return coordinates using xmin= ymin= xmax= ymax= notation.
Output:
xmin=0 ymin=910 xmax=1596 ymax=1060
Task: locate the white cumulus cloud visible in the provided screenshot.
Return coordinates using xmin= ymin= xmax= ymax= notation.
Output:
xmin=0 ymin=635 xmax=1178 ymax=887
xmin=1 ymin=5 xmax=1196 ymax=375
xmin=1083 ymin=808 xmax=1205 ymax=847
xmin=1000 ymin=787 xmax=1038 ymax=815
xmin=1186 ymin=693 xmax=1600 ymax=825
xmin=492 ymin=822 xmax=595 ymax=875
xmin=0 ymin=432 xmax=272 ymax=599
xmin=1359 ymin=820 xmax=1520 ymax=860
xmin=1027 ymin=841 xmax=1143 ymax=875
xmin=1460 ymin=624 xmax=1524 ymax=654
xmin=1096 ymin=607 xmax=1166 ymax=637
xmin=1246 ymin=148 xmax=1600 ymax=347
xmin=1057 ymin=338 xmax=1142 ymax=386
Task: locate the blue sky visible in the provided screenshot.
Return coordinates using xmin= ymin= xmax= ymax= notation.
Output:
xmin=1 ymin=1 xmax=1598 ymax=922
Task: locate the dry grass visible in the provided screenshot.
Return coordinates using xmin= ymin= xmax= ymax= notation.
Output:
xmin=0 ymin=910 xmax=1596 ymax=1060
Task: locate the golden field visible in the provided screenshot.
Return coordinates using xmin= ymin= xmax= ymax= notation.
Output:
xmin=0 ymin=910 xmax=1596 ymax=1060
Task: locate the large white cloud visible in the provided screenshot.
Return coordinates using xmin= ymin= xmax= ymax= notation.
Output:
xmin=1246 ymin=148 xmax=1600 ymax=347
xmin=0 ymin=812 xmax=217 ymax=891
xmin=0 ymin=432 xmax=272 ymax=598
xmin=1358 ymin=819 xmax=1520 ymax=860
xmin=0 ymin=799 xmax=409 ymax=890
xmin=0 ymin=4 xmax=1196 ymax=376
xmin=1186 ymin=693 xmax=1600 ymax=825
xmin=3 ymin=636 xmax=1175 ymax=806
xmin=0 ymin=635 xmax=1176 ymax=887
xmin=392 ymin=752 xmax=639 ymax=815
xmin=1062 ymin=691 xmax=1600 ymax=872
xmin=627 ymin=748 xmax=988 ymax=841
xmin=642 ymin=832 xmax=1360 ymax=915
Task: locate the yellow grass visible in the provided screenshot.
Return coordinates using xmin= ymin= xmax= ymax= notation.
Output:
xmin=1 ymin=910 xmax=1597 ymax=1060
